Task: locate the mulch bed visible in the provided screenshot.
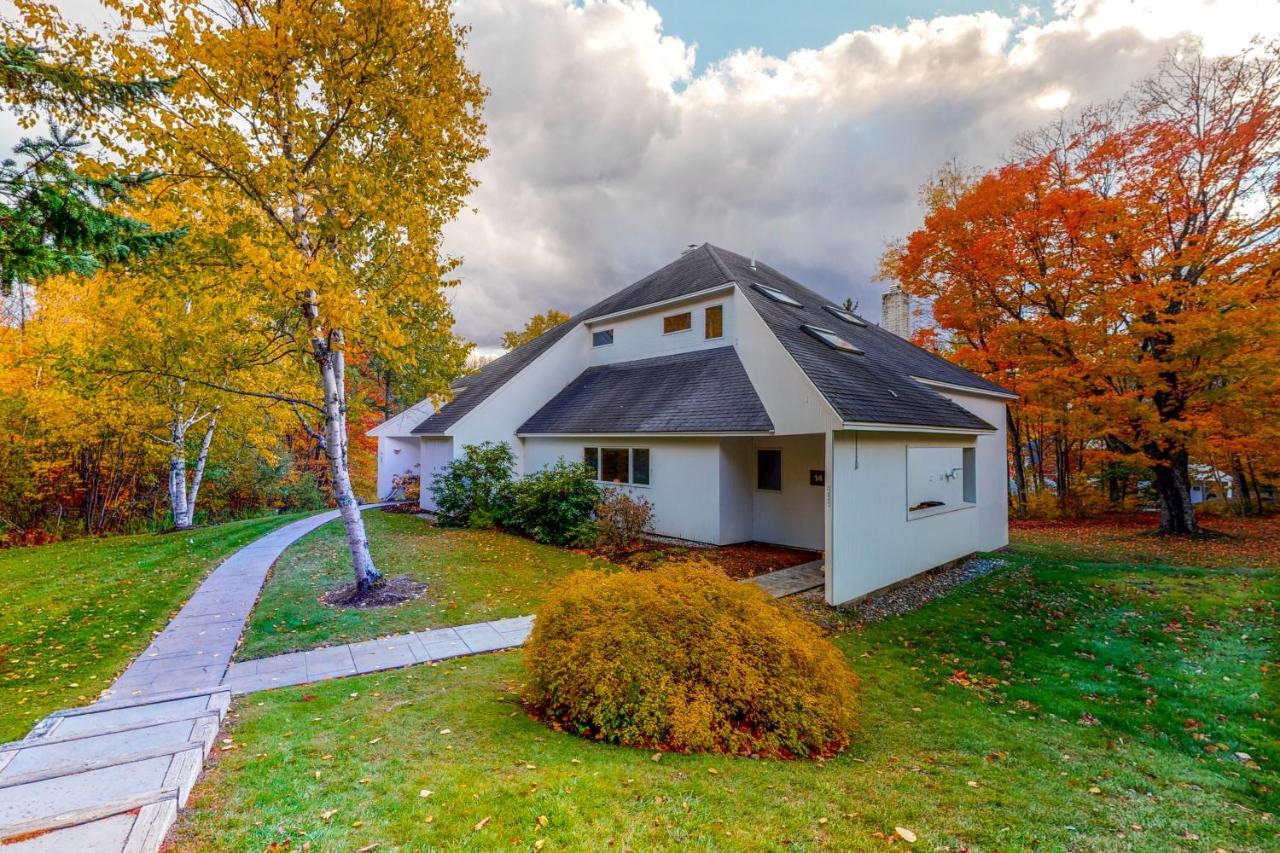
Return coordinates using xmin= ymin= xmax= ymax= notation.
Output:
xmin=321 ymin=574 xmax=428 ymax=609
xmin=603 ymin=540 xmax=821 ymax=580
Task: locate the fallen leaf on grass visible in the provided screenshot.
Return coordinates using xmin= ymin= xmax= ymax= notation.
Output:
xmin=419 ymin=789 xmax=432 ymax=798
xmin=474 ymin=816 xmax=491 ymax=831
xmin=320 ymin=809 xmax=337 ymax=822
xmin=966 ymin=781 xmax=980 ymax=788
xmin=895 ymin=826 xmax=917 ymax=843
xmin=707 ymin=768 xmax=719 ymax=775
xmin=356 ymin=845 xmax=378 ymax=853
xmin=368 ymin=737 xmax=382 ymax=745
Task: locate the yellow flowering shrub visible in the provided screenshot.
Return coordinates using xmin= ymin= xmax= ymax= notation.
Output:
xmin=523 ymin=565 xmax=860 ymax=758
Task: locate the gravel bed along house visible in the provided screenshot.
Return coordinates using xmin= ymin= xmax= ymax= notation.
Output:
xmin=787 ymin=554 xmax=1006 ymax=633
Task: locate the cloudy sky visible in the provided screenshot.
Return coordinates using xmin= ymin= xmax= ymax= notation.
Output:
xmin=444 ymin=0 xmax=1279 ymax=352
xmin=6 ymin=0 xmax=1279 ymax=351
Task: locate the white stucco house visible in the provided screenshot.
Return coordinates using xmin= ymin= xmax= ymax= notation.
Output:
xmin=371 ymin=244 xmax=1014 ymax=605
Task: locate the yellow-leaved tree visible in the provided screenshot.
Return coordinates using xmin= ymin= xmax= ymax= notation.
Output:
xmin=45 ymin=0 xmax=487 ymax=590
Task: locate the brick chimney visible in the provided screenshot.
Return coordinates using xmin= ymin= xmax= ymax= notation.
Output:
xmin=881 ymin=285 xmax=911 ymax=339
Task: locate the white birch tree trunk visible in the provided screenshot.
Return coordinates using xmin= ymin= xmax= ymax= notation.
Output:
xmin=184 ymin=409 xmax=218 ymax=527
xmin=168 ymin=416 xmax=190 ymax=529
xmin=317 ymin=332 xmax=382 ymax=591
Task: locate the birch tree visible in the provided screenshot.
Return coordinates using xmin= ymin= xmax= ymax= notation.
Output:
xmin=70 ymin=0 xmax=484 ymax=590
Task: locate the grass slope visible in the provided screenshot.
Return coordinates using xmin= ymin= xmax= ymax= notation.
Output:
xmin=174 ymin=542 xmax=1277 ymax=850
xmin=0 ymin=513 xmax=309 ymax=742
xmin=237 ymin=511 xmax=612 ymax=660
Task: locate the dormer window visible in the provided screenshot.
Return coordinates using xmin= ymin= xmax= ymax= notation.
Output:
xmin=592 ymin=329 xmax=614 ymax=347
xmin=752 ymin=283 xmax=802 ymax=307
xmin=663 ymin=311 xmax=692 ymax=334
xmin=823 ymin=305 xmax=867 ymax=327
xmin=802 ymin=324 xmax=863 ymax=354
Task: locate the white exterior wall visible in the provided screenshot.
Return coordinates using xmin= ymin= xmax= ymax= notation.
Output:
xmin=587 ymin=291 xmax=735 ymax=366
xmin=825 ymin=394 xmax=1009 ymax=605
xmin=376 ymin=436 xmax=421 ymax=500
xmin=718 ymin=438 xmax=755 ymax=544
xmin=749 ymin=434 xmax=826 ymax=549
xmin=937 ymin=390 xmax=1010 ymax=553
xmin=417 ymin=438 xmax=453 ymax=512
xmin=448 ymin=326 xmax=590 ymax=475
xmin=732 ymin=288 xmax=842 ymax=436
xmin=525 ymin=437 xmax=723 ymax=543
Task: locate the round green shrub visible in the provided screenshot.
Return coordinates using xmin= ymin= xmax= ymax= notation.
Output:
xmin=523 ymin=564 xmax=860 ymax=758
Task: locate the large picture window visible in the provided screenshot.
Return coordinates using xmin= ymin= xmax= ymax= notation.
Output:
xmin=907 ymin=446 xmax=976 ymax=516
xmin=584 ymin=446 xmax=651 ymax=486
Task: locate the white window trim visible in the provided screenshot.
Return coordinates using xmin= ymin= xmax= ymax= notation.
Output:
xmin=584 ymin=445 xmax=652 ymax=487
xmin=904 ymin=445 xmax=976 ymax=521
xmin=907 ymin=502 xmax=976 ymax=521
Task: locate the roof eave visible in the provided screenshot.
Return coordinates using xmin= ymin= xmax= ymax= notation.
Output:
xmin=841 ymin=420 xmax=997 ymax=435
xmin=518 ymin=429 xmax=775 ymax=438
xmin=581 ymin=281 xmax=737 ymax=327
xmin=911 ymin=376 xmax=1017 ymax=401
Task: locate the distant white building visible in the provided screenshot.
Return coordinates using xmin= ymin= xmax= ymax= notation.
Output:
xmin=372 ymin=245 xmax=1014 ymax=605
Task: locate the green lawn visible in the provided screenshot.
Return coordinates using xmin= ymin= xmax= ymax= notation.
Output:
xmin=0 ymin=512 xmax=310 ymax=742
xmin=237 ymin=511 xmax=612 ymax=660
xmin=174 ymin=542 xmax=1277 ymax=850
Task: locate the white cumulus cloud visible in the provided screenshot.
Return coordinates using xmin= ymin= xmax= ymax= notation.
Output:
xmin=445 ymin=0 xmax=1279 ymax=345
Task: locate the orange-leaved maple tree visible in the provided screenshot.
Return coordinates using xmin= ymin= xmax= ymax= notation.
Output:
xmin=887 ymin=44 xmax=1280 ymax=534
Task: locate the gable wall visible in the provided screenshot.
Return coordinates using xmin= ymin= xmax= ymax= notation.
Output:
xmin=446 ymin=325 xmax=590 ymax=474
xmin=587 ymin=292 xmax=735 ymax=366
xmin=731 ymin=287 xmax=842 ymax=435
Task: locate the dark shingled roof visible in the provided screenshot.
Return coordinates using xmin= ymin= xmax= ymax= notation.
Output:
xmin=518 ymin=347 xmax=773 ymax=435
xmin=412 ymin=249 xmax=737 ymax=435
xmin=708 ymin=246 xmax=1004 ymax=431
xmin=414 ymin=243 xmax=1007 ymax=435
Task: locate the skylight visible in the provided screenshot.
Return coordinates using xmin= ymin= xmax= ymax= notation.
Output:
xmin=823 ymin=305 xmax=867 ymax=327
xmin=802 ymin=324 xmax=863 ymax=354
xmin=752 ymin=283 xmax=802 ymax=307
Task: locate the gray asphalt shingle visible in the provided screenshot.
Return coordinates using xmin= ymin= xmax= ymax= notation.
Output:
xmin=518 ymin=347 xmax=773 ymax=435
xmin=412 ymin=244 xmax=1005 ymax=435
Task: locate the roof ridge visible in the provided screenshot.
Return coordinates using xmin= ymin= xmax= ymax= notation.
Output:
xmin=701 ymin=243 xmax=736 ymax=284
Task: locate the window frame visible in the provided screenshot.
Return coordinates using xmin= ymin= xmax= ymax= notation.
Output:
xmin=822 ymin=304 xmax=867 ymax=327
xmin=756 ymin=447 xmax=783 ymax=492
xmin=905 ymin=445 xmax=977 ymax=520
xmin=583 ymin=445 xmax=651 ymax=487
xmin=802 ymin=324 xmax=863 ymax=354
xmin=662 ymin=311 xmax=693 ymax=335
xmin=592 ymin=328 xmax=614 ymax=348
xmin=751 ymin=282 xmax=803 ymax=307
xmin=704 ymin=304 xmax=724 ymax=339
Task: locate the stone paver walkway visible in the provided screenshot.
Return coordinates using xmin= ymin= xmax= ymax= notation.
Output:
xmin=223 ymin=558 xmax=827 ymax=695
xmin=746 ymin=558 xmax=825 ymax=597
xmin=224 ymin=616 xmax=533 ymax=694
xmin=98 ymin=509 xmax=369 ymax=703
